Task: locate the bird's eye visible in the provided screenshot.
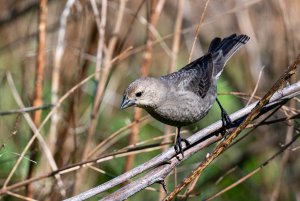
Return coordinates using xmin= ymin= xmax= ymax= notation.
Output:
xmin=135 ymin=92 xmax=143 ymax=97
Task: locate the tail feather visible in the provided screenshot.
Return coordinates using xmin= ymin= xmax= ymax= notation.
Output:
xmin=208 ymin=37 xmax=222 ymax=52
xmin=210 ymin=34 xmax=250 ymax=78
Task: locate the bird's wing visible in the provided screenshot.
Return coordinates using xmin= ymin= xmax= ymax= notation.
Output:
xmin=161 ymin=54 xmax=213 ymax=98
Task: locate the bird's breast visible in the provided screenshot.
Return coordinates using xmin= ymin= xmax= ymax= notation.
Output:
xmin=145 ymin=89 xmax=216 ymax=127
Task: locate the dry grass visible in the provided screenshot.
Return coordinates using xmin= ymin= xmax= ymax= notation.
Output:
xmin=0 ymin=0 xmax=299 ymax=200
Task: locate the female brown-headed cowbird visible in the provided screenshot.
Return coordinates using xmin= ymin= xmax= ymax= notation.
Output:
xmin=121 ymin=34 xmax=250 ymax=157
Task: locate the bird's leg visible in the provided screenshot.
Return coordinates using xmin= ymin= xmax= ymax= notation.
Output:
xmin=216 ymin=98 xmax=232 ymax=135
xmin=174 ymin=127 xmax=190 ymax=158
xmin=156 ymin=179 xmax=168 ymax=194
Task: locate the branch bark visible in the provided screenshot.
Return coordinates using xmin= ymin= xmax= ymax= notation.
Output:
xmin=164 ymin=56 xmax=299 ymax=201
xmin=65 ymin=56 xmax=300 ymax=201
xmin=0 ymin=46 xmax=131 ymax=200
xmin=125 ymin=0 xmax=166 ymax=174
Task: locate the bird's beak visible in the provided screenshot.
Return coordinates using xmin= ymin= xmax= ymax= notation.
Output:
xmin=120 ymin=95 xmax=135 ymax=109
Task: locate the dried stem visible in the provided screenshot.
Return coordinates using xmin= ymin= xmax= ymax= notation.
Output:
xmin=0 ymin=104 xmax=53 ymax=116
xmin=125 ymin=0 xmax=166 ymax=172
xmin=77 ymin=0 xmax=108 ymax=167
xmin=0 ymin=141 xmax=171 ymax=195
xmin=49 ymin=0 xmax=77 ymax=155
xmin=91 ymin=0 xmax=107 ymax=80
xmin=164 ymin=55 xmax=299 ymax=200
xmin=188 ymin=0 xmax=210 ymax=63
xmin=235 ymin=0 xmax=262 ymax=83
xmin=160 ymin=0 xmax=184 ymax=199
xmin=82 ymin=0 xmax=126 ymax=161
xmin=5 ymin=73 xmax=66 ymax=196
xmin=6 ymin=191 xmax=38 ymax=201
xmin=33 ymin=0 xmax=47 ymax=128
xmin=1 ymin=79 xmax=299 ymax=199
xmin=0 ymin=46 xmax=131 ymax=197
xmin=246 ymin=66 xmax=265 ymax=106
xmin=270 ymin=92 xmax=296 ymax=201
xmin=205 ymin=132 xmax=300 ymax=201
xmin=64 ymin=58 xmax=300 ymax=200
xmin=87 ymin=115 xmax=150 ymax=159
xmin=74 ymin=0 xmax=126 ymax=194
xmin=27 ymin=0 xmax=47 ymax=196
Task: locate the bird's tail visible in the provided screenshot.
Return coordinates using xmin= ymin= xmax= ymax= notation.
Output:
xmin=209 ymin=34 xmax=250 ymax=78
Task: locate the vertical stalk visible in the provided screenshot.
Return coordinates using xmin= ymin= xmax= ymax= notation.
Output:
xmin=124 ymin=0 xmax=166 ymax=172
xmin=74 ymin=0 xmax=126 ymax=194
xmin=160 ymin=0 xmax=184 ymax=199
xmin=27 ymin=0 xmax=47 ymax=197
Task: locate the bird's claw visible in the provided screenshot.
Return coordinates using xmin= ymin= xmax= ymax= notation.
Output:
xmin=157 ymin=179 xmax=168 ymax=194
xmin=216 ymin=98 xmax=233 ymax=136
xmin=220 ymin=109 xmax=232 ymax=136
xmin=222 ymin=111 xmax=232 ymax=128
xmin=174 ymin=136 xmax=190 ymax=159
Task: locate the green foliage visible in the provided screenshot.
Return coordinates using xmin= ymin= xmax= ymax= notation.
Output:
xmin=0 ymin=1 xmax=299 ymax=200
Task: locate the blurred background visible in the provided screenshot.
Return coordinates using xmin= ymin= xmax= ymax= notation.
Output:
xmin=0 ymin=0 xmax=299 ymax=200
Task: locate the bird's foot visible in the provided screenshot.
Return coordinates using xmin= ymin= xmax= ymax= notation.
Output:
xmin=157 ymin=179 xmax=168 ymax=194
xmin=220 ymin=108 xmax=233 ymax=137
xmin=216 ymin=98 xmax=233 ymax=136
xmin=174 ymin=136 xmax=190 ymax=160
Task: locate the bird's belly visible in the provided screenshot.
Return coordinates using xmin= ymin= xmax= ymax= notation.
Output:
xmin=146 ymin=93 xmax=216 ymax=127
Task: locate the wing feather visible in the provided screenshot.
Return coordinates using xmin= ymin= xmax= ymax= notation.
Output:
xmin=161 ymin=54 xmax=213 ymax=98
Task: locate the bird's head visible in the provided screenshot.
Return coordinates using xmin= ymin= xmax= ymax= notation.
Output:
xmin=120 ymin=77 xmax=166 ymax=110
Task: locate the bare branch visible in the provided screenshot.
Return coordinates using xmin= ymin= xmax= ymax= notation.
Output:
xmin=164 ymin=55 xmax=299 ymax=200
xmin=0 ymin=47 xmax=132 ymax=198
xmin=188 ymin=0 xmax=210 ymax=62
xmin=205 ymin=132 xmax=300 ymax=201
xmin=64 ymin=57 xmax=300 ymax=200
xmin=4 ymin=73 xmax=66 ymax=196
xmin=49 ymin=0 xmax=77 ymax=155
xmin=0 ymin=104 xmax=53 ymax=116
xmin=27 ymin=0 xmax=48 ymax=196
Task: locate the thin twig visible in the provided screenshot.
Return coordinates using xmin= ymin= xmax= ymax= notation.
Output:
xmin=6 ymin=191 xmax=38 ymax=201
xmin=5 ymin=72 xmax=66 ymax=196
xmin=0 ymin=104 xmax=53 ymax=116
xmin=75 ymin=0 xmax=127 ymax=193
xmin=0 ymin=46 xmax=132 ymax=195
xmin=270 ymin=102 xmax=296 ymax=201
xmin=27 ymin=0 xmax=47 ymax=195
xmin=90 ymin=0 xmax=107 ymax=80
xmin=205 ymin=133 xmax=300 ymax=201
xmin=49 ymin=0 xmax=77 ymax=158
xmin=188 ymin=0 xmax=210 ymax=63
xmin=65 ymin=76 xmax=300 ymax=200
xmin=0 ymin=141 xmax=171 ymax=195
xmin=87 ymin=115 xmax=150 ymax=159
xmin=125 ymin=0 xmax=166 ymax=172
xmin=82 ymin=0 xmax=126 ymax=161
xmin=1 ymin=81 xmax=298 ymax=198
xmin=162 ymin=0 xmax=184 ymax=199
xmin=164 ymin=55 xmax=299 ymax=201
xmin=32 ymin=0 xmax=47 ymax=127
xmin=246 ymin=66 xmax=265 ymax=106
xmin=79 ymin=0 xmax=108 ymax=161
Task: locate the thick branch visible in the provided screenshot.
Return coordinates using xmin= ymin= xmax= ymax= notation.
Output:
xmin=66 ymin=82 xmax=300 ymax=200
xmin=164 ymin=55 xmax=299 ymax=201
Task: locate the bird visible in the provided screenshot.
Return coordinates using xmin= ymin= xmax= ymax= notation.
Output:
xmin=121 ymin=33 xmax=250 ymax=157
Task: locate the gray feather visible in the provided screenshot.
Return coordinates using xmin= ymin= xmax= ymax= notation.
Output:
xmin=210 ymin=34 xmax=250 ymax=78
